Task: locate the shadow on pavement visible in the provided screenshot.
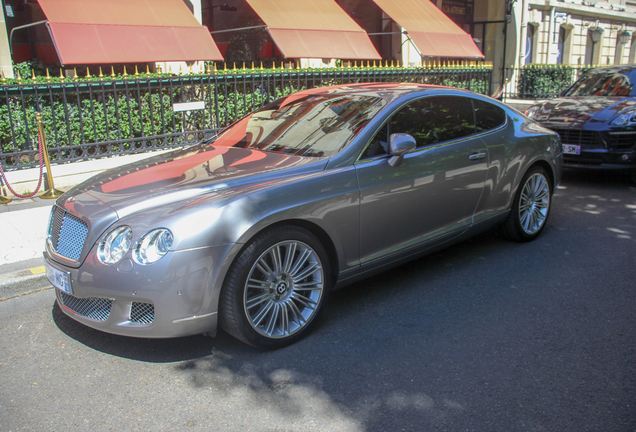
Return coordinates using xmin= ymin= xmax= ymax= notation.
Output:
xmin=561 ymin=167 xmax=636 ymax=187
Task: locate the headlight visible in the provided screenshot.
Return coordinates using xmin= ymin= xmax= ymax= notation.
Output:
xmin=610 ymin=108 xmax=636 ymax=126
xmin=133 ymin=229 xmax=173 ymax=265
xmin=98 ymin=226 xmax=132 ymax=265
xmin=525 ymin=106 xmax=540 ymax=118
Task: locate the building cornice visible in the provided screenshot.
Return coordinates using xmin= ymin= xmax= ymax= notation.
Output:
xmin=528 ymin=0 xmax=636 ymax=22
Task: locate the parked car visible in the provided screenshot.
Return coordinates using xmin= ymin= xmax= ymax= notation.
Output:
xmin=45 ymin=83 xmax=562 ymax=348
xmin=525 ymin=65 xmax=636 ymax=170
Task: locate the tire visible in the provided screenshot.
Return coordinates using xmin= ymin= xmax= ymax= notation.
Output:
xmin=219 ymin=226 xmax=330 ymax=349
xmin=501 ymin=165 xmax=552 ymax=242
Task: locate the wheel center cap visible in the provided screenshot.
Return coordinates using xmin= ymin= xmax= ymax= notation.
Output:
xmin=276 ymin=282 xmax=288 ymax=295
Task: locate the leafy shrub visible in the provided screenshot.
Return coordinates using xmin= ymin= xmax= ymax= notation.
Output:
xmin=1 ymin=61 xmax=493 ymax=169
xmin=516 ymin=65 xmax=593 ymax=99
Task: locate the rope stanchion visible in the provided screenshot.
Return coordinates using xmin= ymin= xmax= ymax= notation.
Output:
xmin=0 ymin=122 xmax=45 ymax=200
xmin=36 ymin=113 xmax=65 ymax=199
xmin=0 ymin=176 xmax=11 ymax=204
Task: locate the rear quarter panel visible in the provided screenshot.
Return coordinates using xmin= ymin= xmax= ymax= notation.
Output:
xmin=474 ymin=110 xmax=561 ymax=222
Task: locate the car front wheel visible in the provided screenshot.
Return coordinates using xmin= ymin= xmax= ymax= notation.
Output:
xmin=501 ymin=165 xmax=552 ymax=242
xmin=219 ymin=226 xmax=330 ymax=348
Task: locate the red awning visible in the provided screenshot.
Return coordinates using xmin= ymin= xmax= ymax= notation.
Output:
xmin=36 ymin=0 xmax=223 ymax=65
xmin=373 ymin=0 xmax=484 ymax=58
xmin=245 ymin=0 xmax=381 ymax=60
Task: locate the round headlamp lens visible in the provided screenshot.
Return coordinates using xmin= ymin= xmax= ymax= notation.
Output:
xmin=133 ymin=229 xmax=173 ymax=265
xmin=98 ymin=226 xmax=132 ymax=264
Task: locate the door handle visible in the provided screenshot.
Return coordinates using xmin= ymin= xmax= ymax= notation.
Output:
xmin=469 ymin=152 xmax=486 ymax=161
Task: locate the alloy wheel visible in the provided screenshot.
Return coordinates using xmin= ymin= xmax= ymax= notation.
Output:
xmin=518 ymin=172 xmax=550 ymax=235
xmin=243 ymin=240 xmax=324 ymax=339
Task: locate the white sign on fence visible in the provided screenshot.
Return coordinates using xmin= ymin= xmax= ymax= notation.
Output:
xmin=173 ymin=101 xmax=206 ymax=112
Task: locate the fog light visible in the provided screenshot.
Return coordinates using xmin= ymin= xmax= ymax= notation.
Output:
xmin=622 ymin=154 xmax=631 ymax=162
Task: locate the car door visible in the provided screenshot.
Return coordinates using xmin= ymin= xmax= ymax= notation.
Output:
xmin=355 ymin=95 xmax=490 ymax=265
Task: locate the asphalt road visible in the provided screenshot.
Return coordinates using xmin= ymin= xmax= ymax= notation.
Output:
xmin=1 ymin=169 xmax=635 ymax=432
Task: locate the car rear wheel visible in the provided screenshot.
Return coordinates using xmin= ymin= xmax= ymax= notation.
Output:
xmin=501 ymin=165 xmax=552 ymax=242
xmin=219 ymin=226 xmax=330 ymax=349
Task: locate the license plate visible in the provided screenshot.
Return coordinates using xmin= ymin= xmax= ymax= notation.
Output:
xmin=46 ymin=262 xmax=72 ymax=295
xmin=563 ymin=144 xmax=581 ymax=155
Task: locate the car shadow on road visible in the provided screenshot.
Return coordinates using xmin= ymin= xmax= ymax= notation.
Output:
xmin=561 ymin=167 xmax=636 ymax=187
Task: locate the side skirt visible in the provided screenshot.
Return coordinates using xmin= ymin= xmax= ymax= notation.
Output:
xmin=332 ymin=211 xmax=509 ymax=290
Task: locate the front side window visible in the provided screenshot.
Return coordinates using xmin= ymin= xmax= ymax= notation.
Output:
xmin=390 ymin=96 xmax=475 ymax=147
xmin=360 ymin=96 xmax=477 ymax=159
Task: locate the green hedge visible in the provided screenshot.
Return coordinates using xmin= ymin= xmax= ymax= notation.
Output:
xmin=517 ymin=65 xmax=593 ymax=99
xmin=1 ymin=62 xmax=493 ymax=169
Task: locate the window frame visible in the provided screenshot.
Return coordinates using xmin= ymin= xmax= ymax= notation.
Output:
xmin=356 ymin=95 xmax=508 ymax=163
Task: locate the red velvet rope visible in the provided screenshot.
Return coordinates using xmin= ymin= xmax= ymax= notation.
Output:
xmin=0 ymin=130 xmax=46 ymax=199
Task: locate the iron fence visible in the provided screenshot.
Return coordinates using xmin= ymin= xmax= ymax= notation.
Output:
xmin=500 ymin=65 xmax=593 ymax=100
xmin=1 ymin=65 xmax=492 ymax=170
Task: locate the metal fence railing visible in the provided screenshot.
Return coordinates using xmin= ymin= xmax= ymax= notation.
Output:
xmin=500 ymin=65 xmax=593 ymax=100
xmin=1 ymin=64 xmax=492 ymax=170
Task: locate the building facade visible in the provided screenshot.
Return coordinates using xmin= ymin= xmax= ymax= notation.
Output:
xmin=514 ymin=0 xmax=636 ymax=67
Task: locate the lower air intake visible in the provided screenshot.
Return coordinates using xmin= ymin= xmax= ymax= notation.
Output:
xmin=130 ymin=302 xmax=154 ymax=325
xmin=59 ymin=291 xmax=112 ymax=321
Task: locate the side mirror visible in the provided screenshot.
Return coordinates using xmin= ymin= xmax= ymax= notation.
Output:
xmin=388 ymin=133 xmax=416 ymax=167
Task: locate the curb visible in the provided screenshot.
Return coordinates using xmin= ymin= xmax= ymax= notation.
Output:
xmin=0 ymin=266 xmax=52 ymax=301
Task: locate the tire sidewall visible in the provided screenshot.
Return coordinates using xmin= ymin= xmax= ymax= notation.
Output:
xmin=223 ymin=226 xmax=331 ymax=349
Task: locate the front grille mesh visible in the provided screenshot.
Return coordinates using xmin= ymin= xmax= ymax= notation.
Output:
xmin=130 ymin=302 xmax=154 ymax=325
xmin=59 ymin=291 xmax=112 ymax=321
xmin=550 ymin=128 xmax=604 ymax=149
xmin=48 ymin=206 xmax=88 ymax=261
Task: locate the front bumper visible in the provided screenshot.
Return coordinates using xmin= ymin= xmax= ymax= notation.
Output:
xmin=542 ymin=126 xmax=636 ymax=170
xmin=46 ymin=242 xmax=236 ymax=338
xmin=564 ymin=150 xmax=636 ymax=170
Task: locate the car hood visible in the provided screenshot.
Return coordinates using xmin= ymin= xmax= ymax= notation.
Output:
xmin=60 ymin=144 xmax=328 ymax=218
xmin=529 ymin=96 xmax=636 ymax=128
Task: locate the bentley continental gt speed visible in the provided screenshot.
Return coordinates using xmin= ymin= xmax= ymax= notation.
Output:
xmin=45 ymin=83 xmax=563 ymax=348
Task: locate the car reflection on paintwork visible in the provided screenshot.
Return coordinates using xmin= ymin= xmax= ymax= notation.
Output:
xmin=44 ymin=83 xmax=562 ymax=348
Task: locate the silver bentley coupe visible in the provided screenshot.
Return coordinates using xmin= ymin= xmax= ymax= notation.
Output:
xmin=45 ymin=83 xmax=563 ymax=348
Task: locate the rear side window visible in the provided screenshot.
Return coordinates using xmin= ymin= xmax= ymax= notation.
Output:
xmin=474 ymin=99 xmax=506 ymax=133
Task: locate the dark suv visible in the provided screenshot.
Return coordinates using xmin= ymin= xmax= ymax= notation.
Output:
xmin=525 ymin=65 xmax=636 ymax=171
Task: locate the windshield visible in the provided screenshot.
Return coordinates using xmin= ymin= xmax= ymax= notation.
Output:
xmin=564 ymin=68 xmax=636 ymax=97
xmin=210 ymin=93 xmax=386 ymax=157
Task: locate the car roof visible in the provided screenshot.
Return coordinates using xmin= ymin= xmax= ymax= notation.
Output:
xmin=278 ymin=82 xmax=479 ymax=104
